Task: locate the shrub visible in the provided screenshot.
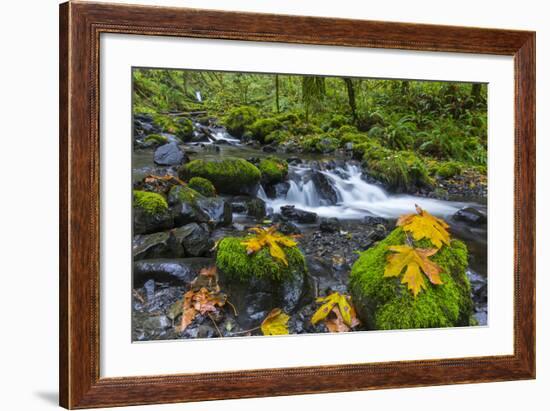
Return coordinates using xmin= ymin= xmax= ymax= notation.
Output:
xmin=188 ymin=177 xmax=216 ymax=197
xmin=435 ymin=161 xmax=463 ymax=179
xmin=179 ymin=158 xmax=261 ymax=195
xmin=224 ymin=106 xmax=259 ymax=137
xmin=216 ymin=236 xmax=307 ymax=282
xmin=349 ymin=227 xmax=473 ymax=330
xmin=133 ymin=190 xmax=168 ymax=215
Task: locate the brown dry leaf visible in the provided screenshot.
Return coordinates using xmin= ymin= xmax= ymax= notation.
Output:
xmin=176 ymin=286 xmax=226 ymax=333
xmin=261 ymin=308 xmax=290 ymax=335
xmin=397 ymin=204 xmax=450 ymax=249
xmin=241 ymin=226 xmax=299 ymax=266
xmin=384 ymin=245 xmax=443 ymax=297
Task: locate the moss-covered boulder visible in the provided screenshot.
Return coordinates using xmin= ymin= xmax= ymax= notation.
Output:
xmin=249 ymin=118 xmax=282 ymax=143
xmin=349 ymin=227 xmax=473 ymax=330
xmin=216 ymin=237 xmax=307 ymax=282
xmin=188 ymin=177 xmax=216 ymax=197
xmin=175 ymin=117 xmax=194 ymax=141
xmin=224 ymin=106 xmax=258 ymax=137
xmin=179 ymin=158 xmax=261 ymax=195
xmin=258 ymin=157 xmax=288 ymax=185
xmin=301 ymin=135 xmax=339 ymax=153
xmin=364 ymin=150 xmax=433 ymax=192
xmin=133 ymin=190 xmax=174 ymax=234
xmin=144 ymin=133 xmax=168 ymax=146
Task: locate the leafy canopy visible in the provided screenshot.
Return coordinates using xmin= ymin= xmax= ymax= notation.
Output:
xmin=241 ymin=226 xmax=299 ymax=266
xmin=397 ymin=205 xmax=450 ymax=249
xmin=384 ymin=245 xmax=443 ymax=297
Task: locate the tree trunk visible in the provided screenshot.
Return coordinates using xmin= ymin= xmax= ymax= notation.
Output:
xmin=275 ymin=75 xmax=280 ymax=113
xmin=471 ymin=83 xmax=482 ymax=104
xmin=343 ymin=77 xmax=357 ymax=122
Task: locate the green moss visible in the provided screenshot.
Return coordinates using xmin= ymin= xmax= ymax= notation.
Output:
xmin=188 ymin=177 xmax=216 ymax=197
xmin=175 ymin=117 xmax=194 ymax=140
xmin=133 ymin=190 xmax=168 ymax=215
xmin=179 ymin=158 xmax=261 ymax=195
xmin=301 ymin=135 xmax=339 ymax=153
xmin=144 ymin=134 xmax=168 ymax=145
xmin=349 ymin=227 xmax=473 ymax=330
xmin=258 ymin=157 xmax=288 ymax=184
xmin=168 ymin=185 xmax=204 ymax=205
xmin=435 ymin=161 xmax=463 ymax=179
xmin=265 ymin=129 xmax=291 ymax=145
xmin=327 ymin=114 xmax=349 ymax=129
xmin=339 ymin=131 xmax=368 ymax=146
xmin=224 ymin=106 xmax=258 ymax=137
xmin=249 ymin=118 xmax=283 ymax=143
xmin=365 ymin=150 xmax=433 ymax=192
xmin=275 ymin=112 xmax=300 ymax=124
xmin=216 ymin=236 xmax=307 ymax=282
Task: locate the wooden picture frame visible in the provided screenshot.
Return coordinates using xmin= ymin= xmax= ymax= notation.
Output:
xmin=59 ymin=1 xmax=535 ymax=408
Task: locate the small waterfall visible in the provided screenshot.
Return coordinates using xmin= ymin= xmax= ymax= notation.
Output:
xmin=262 ymin=162 xmax=468 ymax=220
xmin=195 ymin=91 xmax=202 ymax=102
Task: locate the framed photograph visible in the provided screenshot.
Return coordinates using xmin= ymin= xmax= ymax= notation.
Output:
xmin=59 ymin=2 xmax=535 ymax=408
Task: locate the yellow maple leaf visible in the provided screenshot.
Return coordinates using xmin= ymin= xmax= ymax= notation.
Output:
xmin=241 ymin=226 xmax=299 ymax=266
xmin=397 ymin=205 xmax=450 ymax=249
xmin=384 ymin=245 xmax=444 ymax=297
xmin=311 ymin=292 xmax=354 ymax=327
xmin=261 ymin=308 xmax=290 ymax=335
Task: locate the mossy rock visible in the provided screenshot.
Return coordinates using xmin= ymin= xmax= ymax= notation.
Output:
xmin=265 ymin=129 xmax=291 ymax=145
xmin=327 ymin=113 xmax=349 ymax=129
xmin=249 ymin=118 xmax=283 ymax=143
xmin=168 ymin=185 xmax=204 ymax=205
xmin=179 ymin=158 xmax=261 ymax=195
xmin=175 ymin=117 xmax=194 ymax=140
xmin=301 ymin=135 xmax=339 ymax=153
xmin=216 ymin=237 xmax=307 ymax=282
xmin=188 ymin=177 xmax=216 ymax=197
xmin=144 ymin=134 xmax=168 ymax=145
xmin=258 ymin=157 xmax=288 ymax=185
xmin=349 ymin=227 xmax=473 ymax=330
xmin=435 ymin=161 xmax=463 ymax=179
xmin=224 ymin=106 xmax=258 ymax=137
xmin=364 ymin=150 xmax=433 ymax=192
xmin=133 ymin=190 xmax=168 ymax=215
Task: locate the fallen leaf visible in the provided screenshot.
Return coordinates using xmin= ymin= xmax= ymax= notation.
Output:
xmin=397 ymin=205 xmax=450 ymax=249
xmin=324 ymin=304 xmax=361 ymax=333
xmin=241 ymin=226 xmax=299 ymax=266
xmin=261 ymin=308 xmax=290 ymax=335
xmin=311 ymin=292 xmax=355 ymax=327
xmin=176 ymin=286 xmax=226 ymax=333
xmin=384 ymin=244 xmax=443 ymax=297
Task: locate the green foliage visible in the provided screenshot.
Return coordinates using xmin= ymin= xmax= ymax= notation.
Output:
xmin=151 ymin=114 xmax=193 ymax=140
xmin=133 ymin=190 xmax=168 ymax=215
xmin=364 ymin=151 xmax=433 ymax=192
xmin=249 ymin=117 xmax=283 ymax=143
xmin=224 ymin=106 xmax=258 ymax=137
xmin=179 ymin=158 xmax=261 ymax=195
xmin=326 ymin=114 xmax=349 ymax=130
xmin=435 ymin=161 xmax=463 ymax=179
xmin=349 ymin=227 xmax=472 ymax=330
xmin=258 ymin=157 xmax=288 ymax=184
xmin=175 ymin=117 xmax=194 ymax=140
xmin=188 ymin=177 xmax=216 ymax=197
xmin=144 ymin=134 xmax=168 ymax=145
xmin=265 ymin=129 xmax=291 ymax=145
xmin=216 ymin=236 xmax=307 ymax=282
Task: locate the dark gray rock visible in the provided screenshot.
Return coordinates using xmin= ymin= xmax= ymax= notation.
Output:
xmin=171 ymin=223 xmax=213 ymax=257
xmin=276 ymin=221 xmax=301 ymax=236
xmin=311 ymin=171 xmax=340 ymax=204
xmin=280 ymin=205 xmax=318 ymax=224
xmin=153 ymin=142 xmax=187 ymax=166
xmin=319 ymin=217 xmax=341 ymax=233
xmin=133 ymin=208 xmax=174 ymax=235
xmin=133 ymin=257 xmax=215 ymax=285
xmin=453 ymin=207 xmax=487 ymax=226
xmin=246 ymin=198 xmax=266 ymax=220
xmin=265 ymin=181 xmax=290 ymax=199
xmin=195 ymin=197 xmax=232 ymax=227
xmin=133 ymin=231 xmax=184 ymax=260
